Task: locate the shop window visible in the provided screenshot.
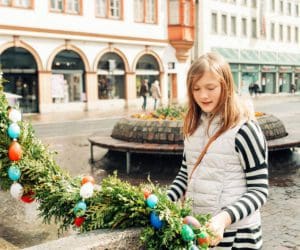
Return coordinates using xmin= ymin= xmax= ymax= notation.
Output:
xmin=0 ymin=0 xmax=32 ymax=8
xmin=0 ymin=47 xmax=38 ymax=113
xmin=50 ymin=0 xmax=81 ymax=14
xmin=134 ymin=0 xmax=157 ymax=24
xmin=51 ymin=50 xmax=85 ymax=103
xmin=135 ymin=54 xmax=159 ymax=97
xmin=95 ymin=0 xmax=122 ymax=19
xmin=97 ymin=52 xmax=125 ymax=100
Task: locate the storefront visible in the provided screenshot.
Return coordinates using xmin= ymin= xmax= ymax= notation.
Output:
xmin=0 ymin=47 xmax=38 ymax=113
xmin=261 ymin=65 xmax=277 ymax=93
xmin=279 ymin=66 xmax=293 ymax=93
xmin=97 ymin=52 xmax=125 ymax=100
xmin=241 ymin=64 xmax=259 ymax=95
xmin=51 ymin=50 xmax=85 ymax=103
xmin=135 ymin=54 xmax=160 ymax=96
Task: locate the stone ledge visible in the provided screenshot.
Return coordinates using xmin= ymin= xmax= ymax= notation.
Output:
xmin=0 ymin=238 xmax=19 ymax=250
xmin=23 ymin=228 xmax=141 ymax=250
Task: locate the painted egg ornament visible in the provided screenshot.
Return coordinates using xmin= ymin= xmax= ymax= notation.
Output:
xmin=21 ymin=190 xmax=35 ymax=203
xmin=8 ymin=109 xmax=22 ymax=123
xmin=143 ymin=189 xmax=151 ymax=199
xmin=8 ymin=165 xmax=21 ymax=181
xmin=81 ymin=176 xmax=95 ymax=185
xmin=80 ymin=182 xmax=94 ymax=199
xmin=74 ymin=201 xmax=87 ymax=217
xmin=183 ymin=215 xmax=201 ymax=229
xmin=189 ymin=244 xmax=200 ymax=250
xmin=150 ymin=211 xmax=163 ymax=229
xmin=10 ymin=182 xmax=24 ymax=199
xmin=197 ymin=231 xmax=209 ymax=248
xmin=7 ymin=123 xmax=21 ymax=139
xmin=8 ymin=141 xmax=22 ymax=161
xmin=181 ymin=224 xmax=195 ymax=242
xmin=146 ymin=194 xmax=158 ymax=208
xmin=74 ymin=216 xmax=85 ymax=227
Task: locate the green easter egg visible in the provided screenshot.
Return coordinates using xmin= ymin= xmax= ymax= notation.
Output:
xmin=181 ymin=224 xmax=195 ymax=242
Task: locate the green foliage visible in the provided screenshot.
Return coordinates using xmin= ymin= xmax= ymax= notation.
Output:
xmin=153 ymin=105 xmax=187 ymax=120
xmin=0 ymin=84 xmax=210 ymax=248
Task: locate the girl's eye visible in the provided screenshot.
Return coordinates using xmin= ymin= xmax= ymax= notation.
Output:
xmin=193 ymin=88 xmax=200 ymax=91
xmin=207 ymin=87 xmax=215 ymax=90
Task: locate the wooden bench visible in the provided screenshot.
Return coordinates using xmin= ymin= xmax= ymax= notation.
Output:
xmin=88 ymin=134 xmax=183 ymax=174
xmin=88 ymin=129 xmax=300 ymax=174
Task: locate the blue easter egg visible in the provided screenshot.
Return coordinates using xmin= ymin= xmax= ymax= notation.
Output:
xmin=146 ymin=194 xmax=158 ymax=208
xmin=8 ymin=165 xmax=21 ymax=181
xmin=150 ymin=211 xmax=163 ymax=229
xmin=7 ymin=123 xmax=21 ymax=139
xmin=74 ymin=201 xmax=87 ymax=216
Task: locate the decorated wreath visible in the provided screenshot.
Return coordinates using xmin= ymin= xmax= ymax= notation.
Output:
xmin=0 ymin=75 xmax=212 ymax=250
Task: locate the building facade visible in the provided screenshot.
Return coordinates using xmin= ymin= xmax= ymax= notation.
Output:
xmin=0 ymin=0 xmax=195 ymax=113
xmin=194 ymin=0 xmax=300 ymax=94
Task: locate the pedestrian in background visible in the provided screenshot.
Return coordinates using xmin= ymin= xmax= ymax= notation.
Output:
xmin=150 ymin=80 xmax=161 ymax=110
xmin=139 ymin=79 xmax=149 ymax=110
xmin=167 ymin=52 xmax=268 ymax=249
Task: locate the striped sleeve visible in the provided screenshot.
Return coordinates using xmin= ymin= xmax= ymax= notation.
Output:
xmin=167 ymin=152 xmax=188 ymax=201
xmin=223 ymin=120 xmax=269 ymax=224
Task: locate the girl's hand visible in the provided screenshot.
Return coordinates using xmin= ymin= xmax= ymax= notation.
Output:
xmin=207 ymin=211 xmax=231 ymax=246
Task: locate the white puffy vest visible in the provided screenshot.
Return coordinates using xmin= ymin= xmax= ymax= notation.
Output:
xmin=185 ymin=114 xmax=260 ymax=229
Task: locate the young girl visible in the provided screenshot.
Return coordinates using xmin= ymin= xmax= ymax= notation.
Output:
xmin=167 ymin=52 xmax=268 ymax=249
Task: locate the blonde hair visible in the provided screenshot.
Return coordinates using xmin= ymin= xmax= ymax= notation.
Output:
xmin=183 ymin=52 xmax=251 ymax=137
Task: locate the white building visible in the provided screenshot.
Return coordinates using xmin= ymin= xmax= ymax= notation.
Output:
xmin=0 ymin=0 xmax=195 ymax=114
xmin=194 ymin=0 xmax=300 ymax=94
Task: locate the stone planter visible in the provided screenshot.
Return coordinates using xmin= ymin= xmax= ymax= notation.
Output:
xmin=111 ymin=114 xmax=288 ymax=144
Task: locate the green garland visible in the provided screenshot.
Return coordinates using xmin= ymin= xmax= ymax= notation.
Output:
xmin=0 ymin=78 xmax=211 ymax=249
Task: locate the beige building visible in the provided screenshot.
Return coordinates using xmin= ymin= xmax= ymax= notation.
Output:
xmin=0 ymin=0 xmax=195 ymax=114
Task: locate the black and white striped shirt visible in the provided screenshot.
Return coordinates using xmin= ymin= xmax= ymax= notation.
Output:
xmin=167 ymin=120 xmax=268 ymax=249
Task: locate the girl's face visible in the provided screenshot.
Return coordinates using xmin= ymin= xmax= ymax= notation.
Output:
xmin=192 ymin=70 xmax=222 ymax=114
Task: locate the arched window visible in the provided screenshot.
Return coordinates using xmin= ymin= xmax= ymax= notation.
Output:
xmin=0 ymin=47 xmax=38 ymax=113
xmin=97 ymin=52 xmax=125 ymax=99
xmin=135 ymin=54 xmax=159 ymax=96
xmin=51 ymin=50 xmax=85 ymax=103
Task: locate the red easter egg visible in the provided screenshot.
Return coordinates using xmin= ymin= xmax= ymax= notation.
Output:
xmin=8 ymin=141 xmax=22 ymax=161
xmin=21 ymin=191 xmax=35 ymax=203
xmin=81 ymin=176 xmax=95 ymax=185
xmin=74 ymin=217 xmax=85 ymax=227
xmin=198 ymin=237 xmax=209 ymax=246
xmin=143 ymin=190 xmax=151 ymax=199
